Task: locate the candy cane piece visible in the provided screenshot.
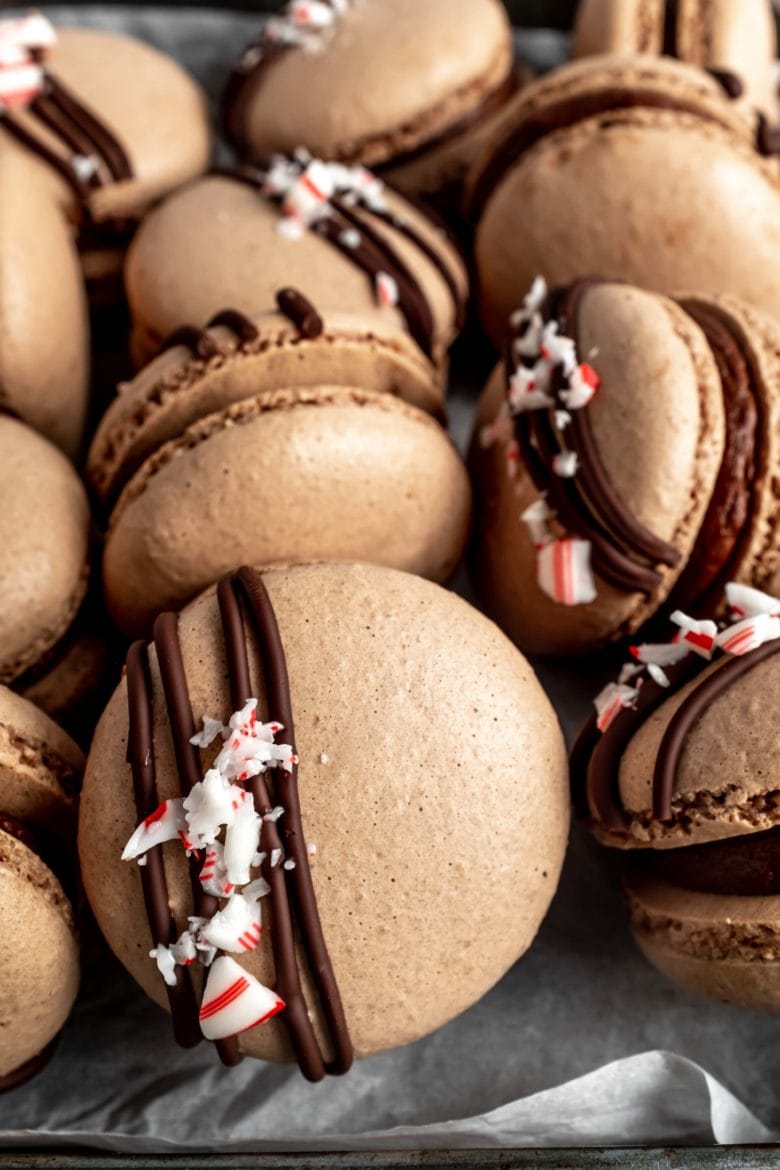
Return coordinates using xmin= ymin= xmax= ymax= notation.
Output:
xmin=199 ymin=956 xmax=284 ymax=1040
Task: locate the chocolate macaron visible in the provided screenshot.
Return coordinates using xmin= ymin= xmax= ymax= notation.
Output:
xmin=571 ymin=0 xmax=778 ymax=118
xmin=124 ymin=156 xmax=467 ymax=376
xmin=0 ymin=685 xmax=82 ymax=1089
xmin=0 ymin=14 xmax=212 ymax=298
xmin=571 ymin=583 xmax=780 ymax=1010
xmin=221 ymin=0 xmax=519 ymax=204
xmin=79 ymin=561 xmax=569 ymax=1070
xmin=467 ymin=55 xmax=780 ymax=348
xmin=94 ymin=293 xmax=471 ymax=637
xmin=470 ymin=277 xmax=780 ymax=654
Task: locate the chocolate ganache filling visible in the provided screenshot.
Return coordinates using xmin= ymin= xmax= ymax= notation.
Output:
xmin=126 ymin=566 xmax=352 ymax=1079
xmin=509 ymin=277 xmax=680 ymax=596
xmin=667 ymin=303 xmax=761 ymax=615
xmin=570 ymin=636 xmax=780 ymax=888
xmin=469 ymin=75 xmax=744 ymax=221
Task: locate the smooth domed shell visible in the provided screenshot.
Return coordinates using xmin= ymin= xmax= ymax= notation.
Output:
xmin=79 ymin=562 xmax=570 ymax=1060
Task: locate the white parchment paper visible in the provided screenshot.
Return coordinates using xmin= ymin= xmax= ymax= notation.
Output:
xmin=0 ymin=5 xmax=778 ymax=1151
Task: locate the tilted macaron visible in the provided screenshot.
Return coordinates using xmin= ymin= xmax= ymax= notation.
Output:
xmin=79 ymin=562 xmax=570 ymax=1071
xmin=571 ymin=0 xmax=778 ymax=118
xmin=467 ymin=55 xmax=780 ymax=348
xmin=0 ymin=416 xmax=91 ymax=690
xmin=0 ymin=150 xmax=88 ymax=458
xmin=469 ymin=277 xmax=780 ymax=654
xmin=0 ymin=685 xmax=82 ymax=1089
xmin=98 ymin=293 xmax=471 ymax=638
xmin=570 ymin=583 xmax=780 ymax=1010
xmin=124 ymin=156 xmax=468 ymax=375
xmin=0 ymin=14 xmax=212 ymax=296
xmin=221 ymin=0 xmax=519 ymax=204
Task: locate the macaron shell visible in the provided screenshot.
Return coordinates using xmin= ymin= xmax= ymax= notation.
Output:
xmin=572 ymin=0 xmax=664 ymax=56
xmin=0 ymin=685 xmax=82 ymax=838
xmin=0 ymin=829 xmax=79 ymax=1079
xmin=103 ymin=387 xmax=472 ymax=637
xmin=80 ymin=561 xmax=570 ymax=1059
xmin=0 ymin=152 xmax=88 ymax=457
xmin=469 ymin=283 xmax=724 ymax=653
xmin=124 ymin=175 xmax=466 ymax=372
xmin=0 ymin=27 xmax=212 ymax=224
xmin=0 ymin=418 xmax=91 ymax=684
xmin=614 ymin=653 xmax=780 ymax=848
xmin=88 ymin=310 xmax=442 ymax=507
xmin=625 ymin=865 xmax=780 ymax=1011
xmin=235 ymin=0 xmax=512 ymax=167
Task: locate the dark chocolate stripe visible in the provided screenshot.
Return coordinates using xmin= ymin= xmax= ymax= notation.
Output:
xmin=46 ymin=75 xmax=132 ymax=181
xmin=151 ymin=613 xmax=240 ymax=1068
xmin=216 ymin=576 xmax=329 ymax=1081
xmin=29 ymin=94 xmax=103 ymax=187
xmin=0 ymin=1035 xmax=59 ymax=1094
xmin=207 ymin=309 xmax=260 ymax=344
xmin=0 ymin=110 xmax=93 ymax=204
xmin=125 ymin=641 xmax=201 ymax=1049
xmin=707 ymin=69 xmax=744 ymax=99
xmin=235 ymin=567 xmax=352 ymax=1076
xmin=162 ymin=325 xmax=220 ymax=362
xmin=275 ymin=288 xmax=323 ymax=338
xmin=469 ymin=87 xmax=736 ymax=221
xmin=652 ymin=638 xmax=780 ymax=821
xmin=661 ymin=0 xmax=679 ymax=57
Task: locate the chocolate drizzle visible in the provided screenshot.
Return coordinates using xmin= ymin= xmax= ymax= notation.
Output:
xmin=211 ymin=163 xmax=466 ymax=358
xmin=510 ymin=278 xmax=680 ymax=597
xmin=275 ymin=288 xmax=323 ymax=338
xmin=125 ymin=568 xmax=352 ymax=1078
xmin=1 ymin=69 xmax=132 ymax=211
xmin=161 ymin=310 xmax=261 ymax=360
xmin=661 ymin=0 xmax=679 ymax=57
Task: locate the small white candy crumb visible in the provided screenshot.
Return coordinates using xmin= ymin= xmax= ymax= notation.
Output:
xmin=319 ymin=752 xmax=329 ymax=765
xmin=264 ymin=805 xmax=285 ymax=823
xmin=307 ymin=842 xmax=318 ymax=858
xmin=339 ymin=228 xmax=361 ymax=249
xmin=271 ymin=848 xmax=283 ymax=868
xmin=72 ymin=153 xmax=98 ymax=182
xmin=283 ymin=859 xmax=297 ymax=871
xmin=137 ymin=856 xmax=148 ymax=867
xmin=375 ymin=271 xmax=399 ymax=307
xmin=277 ymin=216 xmax=305 ymax=241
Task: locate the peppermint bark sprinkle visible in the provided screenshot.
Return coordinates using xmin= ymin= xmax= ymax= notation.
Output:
xmin=123 ymin=567 xmax=352 ymax=1079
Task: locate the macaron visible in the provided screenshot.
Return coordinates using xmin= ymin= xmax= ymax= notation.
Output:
xmin=571 ymin=0 xmax=778 ymax=118
xmin=469 ymin=277 xmax=780 ymax=655
xmin=78 ymin=561 xmax=569 ymax=1071
xmin=0 ymin=416 xmax=91 ymax=690
xmin=0 ymin=685 xmax=82 ymax=1088
xmin=98 ymin=295 xmax=471 ymax=637
xmin=124 ymin=156 xmax=468 ymax=376
xmin=467 ymin=55 xmax=780 ymax=348
xmin=0 ymin=149 xmax=88 ymax=458
xmin=221 ymin=0 xmax=519 ymax=204
xmin=0 ymin=15 xmax=212 ymax=298
xmin=570 ymin=582 xmax=780 ymax=1010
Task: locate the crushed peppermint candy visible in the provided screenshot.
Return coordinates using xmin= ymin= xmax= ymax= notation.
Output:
xmin=258 ymin=0 xmax=350 ymax=58
xmin=123 ymin=698 xmax=298 ymax=1040
xmin=0 ymin=14 xmax=56 ymax=108
xmin=483 ymin=276 xmax=603 ymax=608
xmin=199 ymin=956 xmax=284 ymax=1042
xmin=593 ymin=582 xmax=780 ymax=732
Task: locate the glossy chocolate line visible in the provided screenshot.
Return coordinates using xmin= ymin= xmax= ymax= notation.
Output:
xmin=125 ymin=640 xmax=201 ymax=1049
xmin=468 ymin=87 xmax=736 ymax=220
xmin=30 ymin=94 xmax=103 ymax=187
xmin=571 ymin=654 xmax=705 ymax=831
xmin=0 ymin=110 xmax=93 ymax=204
xmin=217 ymin=575 xmax=329 ymax=1082
xmin=207 ymin=308 xmax=260 ymax=344
xmin=0 ymin=1035 xmax=59 ymax=1095
xmin=162 ymin=325 xmax=220 ymax=362
xmin=151 ymin=614 xmax=240 ymax=1068
xmin=235 ymin=566 xmax=353 ymax=1077
xmin=652 ymin=638 xmax=780 ymax=821
xmin=328 ymin=197 xmax=435 ymax=357
xmin=46 ymin=75 xmax=132 ymax=181
xmin=661 ymin=0 xmax=679 ymax=57
xmin=275 ymin=288 xmax=324 ymax=338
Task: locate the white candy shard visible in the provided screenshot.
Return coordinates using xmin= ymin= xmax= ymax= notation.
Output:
xmin=214 ymin=699 xmax=297 ymax=780
xmin=199 ymin=956 xmax=284 ymax=1041
xmin=189 ymin=715 xmax=227 ymax=749
xmin=200 ymin=892 xmax=262 ymax=954
xmin=725 ymin=582 xmax=780 ymax=620
xmin=536 ymin=538 xmax=597 ymax=606
xmin=521 ymin=497 xmax=555 ymax=547
xmin=630 ymin=642 xmax=690 ymax=668
xmin=669 ymin=611 xmax=718 ymax=657
xmin=121 ymin=798 xmax=187 ymax=861
xmin=223 ymin=795 xmax=262 ymax=886
xmin=715 ymin=613 xmax=780 ymax=656
xmin=375 ymin=271 xmax=399 ymax=307
xmin=594 ymin=682 xmax=639 ymax=732
xmin=199 ymin=841 xmax=234 ymax=898
xmin=183 ymin=768 xmax=237 ymax=849
xmin=151 ymin=944 xmax=178 ymax=988
xmin=552 ymin=451 xmax=578 ymax=478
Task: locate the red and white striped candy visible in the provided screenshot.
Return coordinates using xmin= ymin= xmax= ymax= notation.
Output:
xmin=182 ymin=768 xmax=238 ymax=849
xmin=0 ymin=60 xmax=43 ymax=106
xmin=669 ymin=611 xmax=717 ymax=657
xmin=536 ymin=538 xmax=597 ymax=606
xmin=507 ymin=363 xmax=554 ymax=413
xmin=199 ymin=841 xmax=234 ymax=898
xmin=375 ymin=271 xmax=399 ymax=308
xmin=281 ymin=160 xmax=334 ymax=223
xmin=715 ymin=612 xmax=780 ymax=656
xmin=199 ymin=892 xmax=263 ymax=954
xmin=540 ymin=322 xmax=577 ymax=375
xmin=629 ymin=642 xmax=690 ymax=668
xmin=594 ymin=682 xmax=639 ymax=732
xmin=122 ymin=798 xmax=187 ymax=862
xmin=199 ymin=956 xmax=284 ymax=1041
xmin=560 ymin=362 xmax=599 ymax=410
xmin=521 ymin=497 xmax=554 ymax=547
xmin=725 ymin=581 xmax=780 ymax=620
xmin=0 ymin=14 xmax=57 ymax=55
xmin=289 ymin=0 xmax=336 ymax=29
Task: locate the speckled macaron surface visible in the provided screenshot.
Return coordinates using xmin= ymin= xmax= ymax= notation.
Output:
xmin=79 ymin=562 xmax=570 ymax=1066
xmin=0 ymin=686 xmax=82 ymax=1084
xmin=124 ymin=159 xmax=468 ymax=373
xmin=0 ymin=150 xmax=88 ymax=458
xmin=571 ymin=0 xmax=778 ymax=117
xmin=0 ymin=417 xmax=91 ymax=686
xmin=468 ymin=55 xmax=780 ymax=348
xmin=221 ymin=0 xmax=515 ymax=198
